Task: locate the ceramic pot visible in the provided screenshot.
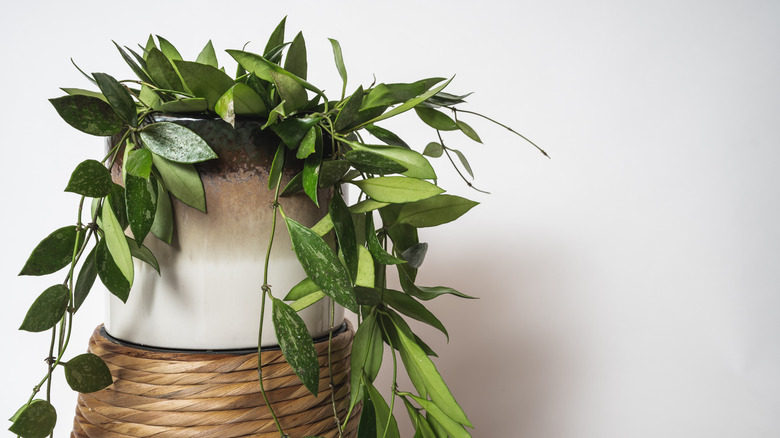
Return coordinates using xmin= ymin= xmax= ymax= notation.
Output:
xmin=105 ymin=114 xmax=343 ymax=349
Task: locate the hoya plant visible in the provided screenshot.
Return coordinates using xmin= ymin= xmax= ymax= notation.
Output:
xmin=11 ymin=17 xmax=545 ymax=438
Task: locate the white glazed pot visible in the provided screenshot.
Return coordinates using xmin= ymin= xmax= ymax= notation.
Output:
xmin=105 ymin=114 xmax=344 ymax=350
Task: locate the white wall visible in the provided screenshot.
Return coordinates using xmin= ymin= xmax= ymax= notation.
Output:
xmin=1 ymin=1 xmax=778 ymax=436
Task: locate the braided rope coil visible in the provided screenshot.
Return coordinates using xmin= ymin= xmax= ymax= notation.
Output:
xmin=71 ymin=322 xmax=360 ymax=438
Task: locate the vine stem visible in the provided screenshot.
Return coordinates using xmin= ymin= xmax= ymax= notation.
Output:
xmin=379 ymin=316 xmax=399 ymax=438
xmin=256 ymin=167 xmax=288 ymax=437
xmin=453 ymin=108 xmax=550 ymax=158
xmin=327 ymin=299 xmax=343 ymax=437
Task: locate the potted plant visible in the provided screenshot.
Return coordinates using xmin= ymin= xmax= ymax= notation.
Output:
xmin=10 ymin=17 xmax=545 ymax=438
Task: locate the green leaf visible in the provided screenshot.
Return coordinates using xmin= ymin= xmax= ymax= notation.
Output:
xmin=365 ymin=124 xmax=409 ymax=148
xmin=365 ymin=213 xmax=405 ymax=265
xmin=402 ymin=397 xmax=438 ymax=438
xmin=270 ymin=70 xmax=308 ymax=114
xmin=356 ymin=390 xmax=377 ymax=438
xmin=349 ymin=199 xmax=390 ymax=214
xmin=423 ymin=142 xmax=443 ymax=158
xmin=159 ymin=98 xmax=208 ymax=113
xmin=126 ymin=236 xmax=160 ymax=274
xmin=139 ymin=85 xmax=162 ymax=110
xmin=146 ymin=47 xmax=183 ymax=92
xmin=401 ymin=242 xmax=428 ymax=269
xmin=456 ymin=120 xmax=482 ymax=143
xmin=328 ymin=38 xmax=348 ymax=98
xmin=113 ymin=41 xmax=153 ymax=85
xmin=264 ymin=17 xmax=287 ymax=57
xmin=156 ymin=35 xmax=183 ymax=62
xmin=126 ymin=148 xmax=153 ymax=179
xmin=302 ymin=128 xmax=323 ymax=206
xmin=396 ymin=194 xmax=478 ymax=228
xmin=346 ymin=149 xmax=408 ymax=175
xmin=19 ymin=226 xmax=82 ymax=276
xmin=334 ymin=85 xmax=364 ymax=131
xmin=452 ymin=149 xmax=474 ymax=178
xmin=93 ymin=72 xmax=137 ymax=127
xmin=284 ymin=277 xmax=320 ymax=301
xmin=357 ymin=77 xmax=454 ymax=129
xmin=60 ymin=87 xmax=107 ymax=101
xmin=196 ymin=40 xmax=218 ymax=68
xmin=65 ymin=159 xmax=112 ymax=198
xmin=151 ymin=153 xmax=206 ymax=212
xmin=19 ymin=285 xmax=69 ymax=332
xmin=64 ymin=353 xmax=113 ymax=393
xmin=409 ymin=395 xmax=471 ymax=438
xmin=289 ymin=290 xmax=326 ymax=312
xmin=74 ymin=246 xmax=97 ymax=311
xmin=330 ymin=194 xmax=358 ymax=281
xmin=125 ymin=173 xmax=157 ymax=244
xmin=365 ymin=379 xmax=401 ymax=438
xmin=106 ymin=183 xmax=129 ymax=230
xmin=285 ymin=217 xmax=357 ymax=312
xmin=150 ymin=178 xmax=173 ymax=243
xmin=271 ymin=116 xmax=320 ymax=149
xmin=319 ymin=160 xmax=352 ymax=187
xmin=284 ymin=31 xmax=308 ymax=79
xmin=272 ymin=298 xmax=320 ymax=396
xmin=349 ymin=311 xmax=381 ymax=410
xmin=227 ymin=49 xmax=324 ymax=98
xmin=414 ymin=107 xmax=458 ymax=131
xmin=49 ymin=95 xmax=123 ymax=136
xmin=141 ymin=122 xmax=217 ymax=164
xmin=174 ymin=60 xmax=235 ymax=109
xmin=268 ymin=143 xmax=285 ymax=191
xmin=397 ymin=264 xmax=477 ymax=301
xmin=356 ymin=245 xmax=375 ymax=288
xmin=215 ymin=83 xmax=268 ymax=126
xmin=8 ymin=400 xmax=56 ymax=438
xmin=352 ymin=177 xmax=443 ymax=204
xmin=296 ymin=127 xmax=317 ymax=159
xmin=96 ymin=237 xmax=130 ymax=302
xmin=362 ymin=78 xmax=444 ymax=109
xmin=310 ymin=213 xmax=334 ymax=237
xmin=342 ymin=140 xmax=435 ymax=179
xmin=102 ymin=193 xmax=133 ymax=284
xmin=384 ymin=289 xmax=448 ymax=339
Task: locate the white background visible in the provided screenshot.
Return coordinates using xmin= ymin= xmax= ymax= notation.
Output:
xmin=2 ymin=1 xmax=779 ymax=436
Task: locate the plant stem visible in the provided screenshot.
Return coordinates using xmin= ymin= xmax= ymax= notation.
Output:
xmin=454 ymin=108 xmax=550 ymax=158
xmin=327 ymin=299 xmax=343 ymax=437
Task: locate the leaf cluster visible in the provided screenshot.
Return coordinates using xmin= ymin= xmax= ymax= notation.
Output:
xmin=12 ymin=17 xmax=544 ymax=438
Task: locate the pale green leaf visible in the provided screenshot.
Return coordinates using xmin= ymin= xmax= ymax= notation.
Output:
xmin=352 ymin=177 xmax=443 ymax=203
xmin=151 ymin=153 xmax=206 ymax=212
xmin=102 ymin=193 xmax=133 ymax=284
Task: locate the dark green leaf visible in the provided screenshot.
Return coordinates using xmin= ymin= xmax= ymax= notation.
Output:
xmin=65 ymin=159 xmax=112 ymax=197
xmin=296 ymin=127 xmax=317 ymax=159
xmin=126 ymin=148 xmax=153 ymax=179
xmin=74 ymin=246 xmax=97 ymax=311
xmin=146 ymin=47 xmax=183 ymax=92
xmin=365 ymin=213 xmax=405 ymax=265
xmin=319 ymin=160 xmax=352 ymax=187
xmin=350 ymin=311 xmax=381 ymax=410
xmin=156 ymin=35 xmax=183 ymax=61
xmin=341 ymin=140 xmax=435 ymax=179
xmin=384 ymin=288 xmax=448 ymax=339
xmin=425 ymin=91 xmax=472 ymax=107
xmin=285 ymin=217 xmax=357 ymax=312
xmin=174 ymin=60 xmax=235 ymax=109
xmin=356 ymin=390 xmax=377 ymax=438
xmin=334 ymin=85 xmax=364 ymax=131
xmin=401 ymin=242 xmax=428 ymax=269
xmin=151 ymin=153 xmax=206 ymax=212
xmin=330 ymin=194 xmax=358 ymax=281
xmin=60 ymin=87 xmax=107 ymax=101
xmin=423 ymin=142 xmax=443 ymax=158
xmin=358 ymin=77 xmax=454 ymax=129
xmin=141 ymin=122 xmax=217 ymax=164
xmin=328 ymin=38 xmax=348 ymax=98
xmin=284 ymin=31 xmax=308 ymax=79
xmin=96 ymin=238 xmax=130 ymax=302
xmin=365 ymin=379 xmax=401 ymax=438
xmin=150 ymin=178 xmax=173 ymax=243
xmin=19 ymin=285 xmax=69 ymax=332
xmin=196 ymin=40 xmax=218 ymax=68
xmin=49 ymin=95 xmax=123 ymax=136
xmin=113 ymin=41 xmax=152 ymax=85
xmin=409 ymin=395 xmax=471 ymax=438
xmin=452 ymin=149 xmax=474 ymax=178
xmin=126 ymin=236 xmax=160 ymax=274
xmin=227 ymin=49 xmax=324 ymax=98
xmin=271 ymin=116 xmax=320 ymax=150
xmin=8 ymin=400 xmax=56 ymax=438
xmin=143 ymin=35 xmax=157 ymax=59
xmin=264 ymin=17 xmax=287 ymax=57
xmin=456 ymin=120 xmax=482 ymax=143
xmin=346 ymin=149 xmax=408 ymax=175
xmin=403 ymin=397 xmax=438 ymax=438
xmin=107 ymin=183 xmax=129 ymax=230
xmin=103 ymin=193 xmax=133 ymax=284
xmin=93 ymin=72 xmax=137 ymax=127
xmin=365 ymin=124 xmax=409 ymax=148
xmin=19 ymin=226 xmax=82 ymax=276
xmin=125 ymin=173 xmax=157 ymax=244
xmin=362 ymin=78 xmax=444 ymax=109
xmin=396 ymin=194 xmax=478 ymax=228
xmin=414 ymin=107 xmax=458 ymax=131
xmin=268 ymin=142 xmax=286 ymax=191
xmin=270 ymin=70 xmax=308 ymax=114
xmin=352 ymin=177 xmax=443 ymax=203
xmin=302 ymin=127 xmax=323 ymax=206
xmin=397 ymin=264 xmax=477 ymax=301
xmin=272 ymin=298 xmax=320 ymax=396
xmin=159 ymin=98 xmax=208 ymax=113
xmin=64 ymin=353 xmax=113 ymax=393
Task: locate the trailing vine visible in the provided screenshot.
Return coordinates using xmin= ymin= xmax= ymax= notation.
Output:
xmin=11 ymin=17 xmax=545 ymax=438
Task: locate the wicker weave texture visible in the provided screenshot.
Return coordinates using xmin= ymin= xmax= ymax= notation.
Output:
xmin=71 ymin=322 xmax=359 ymax=438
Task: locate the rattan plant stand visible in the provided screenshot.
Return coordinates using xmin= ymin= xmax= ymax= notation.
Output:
xmin=71 ymin=321 xmax=359 ymax=438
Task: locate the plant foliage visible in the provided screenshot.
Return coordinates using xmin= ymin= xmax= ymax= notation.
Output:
xmin=11 ymin=17 xmax=545 ymax=437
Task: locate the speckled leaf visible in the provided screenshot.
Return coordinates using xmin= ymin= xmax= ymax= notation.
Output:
xmin=345 ymin=149 xmax=408 ymax=175
xmin=414 ymin=107 xmax=458 ymax=131
xmin=456 ymin=120 xmax=482 ymax=143
xmin=334 ymin=85 xmax=364 ymax=131
xmin=8 ymin=400 xmax=56 ymax=438
xmin=174 ymin=60 xmax=235 ymax=109
xmin=151 ymin=153 xmax=206 ymax=212
xmin=64 ymin=353 xmax=113 ymax=393
xmin=330 ymin=194 xmax=358 ymax=281
xmin=74 ymin=246 xmax=97 ymax=311
xmin=125 ymin=148 xmax=153 ymax=179
xmin=396 ymin=194 xmax=478 ymax=228
xmin=285 ymin=217 xmax=357 ymax=312
xmin=65 ymin=159 xmax=112 ymax=198
xmin=364 ymin=124 xmax=409 ymax=148
xmin=19 ymin=284 xmax=69 ymax=332
xmin=141 ymin=122 xmax=217 ymax=164
xmin=102 ymin=194 xmax=133 ymax=284
xmin=96 ymin=238 xmax=130 ymax=302
xmin=49 ymin=95 xmax=123 ymax=136
xmin=19 ymin=226 xmax=82 ymax=276
xmin=352 ymin=177 xmax=443 ymax=204
xmin=272 ymin=298 xmax=319 ymax=396
xmin=125 ymin=172 xmax=157 ymax=245
xmin=302 ymin=128 xmax=323 ymax=206
xmin=93 ymin=72 xmax=137 ymax=127
xmin=270 ymin=70 xmax=308 ymax=114
xmin=284 ymin=32 xmax=308 ymax=80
